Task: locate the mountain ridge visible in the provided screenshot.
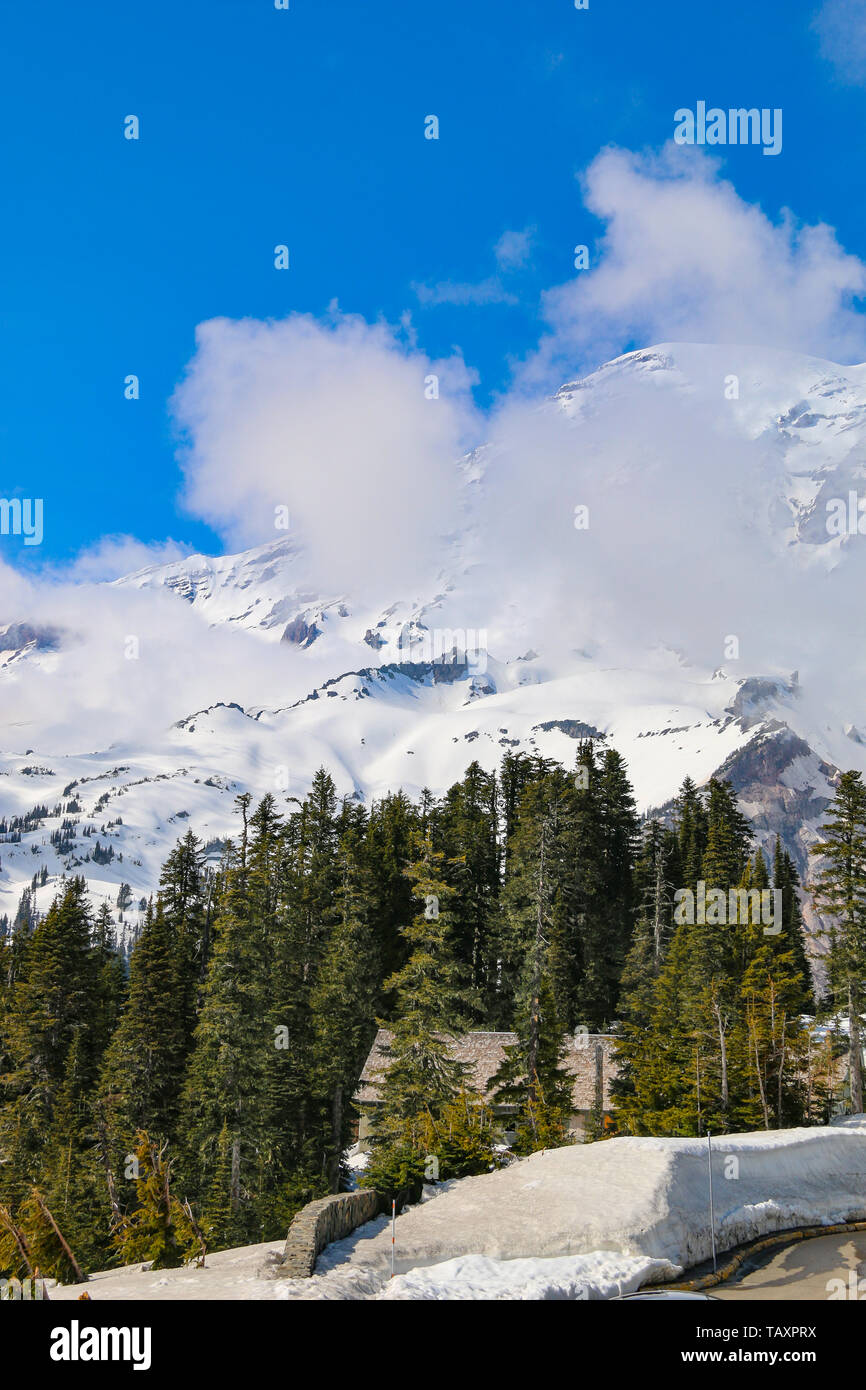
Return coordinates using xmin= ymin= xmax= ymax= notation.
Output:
xmin=3 ymin=341 xmax=865 ymax=958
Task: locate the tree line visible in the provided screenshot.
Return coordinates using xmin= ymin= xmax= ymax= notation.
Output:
xmin=0 ymin=743 xmax=860 ymax=1282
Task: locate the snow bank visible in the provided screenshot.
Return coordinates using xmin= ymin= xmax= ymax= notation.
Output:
xmin=379 ymin=1251 xmax=674 ymax=1301
xmin=321 ymin=1120 xmax=866 ymax=1290
xmin=48 ymin=1120 xmax=866 ymax=1300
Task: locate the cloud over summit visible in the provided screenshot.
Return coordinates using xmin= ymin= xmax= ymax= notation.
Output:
xmin=171 ymin=309 xmax=480 ymax=598
xmin=524 ymin=146 xmax=866 ymax=388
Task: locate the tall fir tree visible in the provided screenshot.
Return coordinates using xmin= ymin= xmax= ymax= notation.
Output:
xmin=363 ymin=832 xmax=476 ymax=1196
xmin=177 ymin=795 xmax=280 ymax=1246
xmin=431 ymin=762 xmax=501 ymax=1014
xmin=310 ymin=816 xmax=380 ymax=1192
xmin=772 ymin=837 xmax=814 ymax=1009
xmin=811 ymin=771 xmax=866 ymax=1113
xmin=100 ymin=898 xmax=193 ymax=1173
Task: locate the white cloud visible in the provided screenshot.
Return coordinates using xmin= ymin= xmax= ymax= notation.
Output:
xmin=61 ymin=536 xmax=194 ymax=583
xmin=171 ymin=307 xmax=480 ymax=598
xmin=0 ymin=562 xmax=306 ymax=751
xmin=413 ymin=227 xmax=534 ymax=309
xmin=463 ymin=336 xmax=866 ymax=733
xmin=412 ymin=277 xmax=518 ymax=307
xmin=494 ymin=227 xmax=535 ymax=272
xmin=523 ymin=145 xmax=866 ymax=387
xmin=813 ymin=0 xmax=866 ymax=83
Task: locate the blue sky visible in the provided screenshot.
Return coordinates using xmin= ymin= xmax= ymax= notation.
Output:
xmin=2 ymin=0 xmax=865 ymax=570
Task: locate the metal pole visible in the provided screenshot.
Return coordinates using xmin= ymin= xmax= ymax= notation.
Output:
xmin=707 ymin=1131 xmax=717 ymax=1272
xmin=391 ymin=1198 xmax=396 ymax=1278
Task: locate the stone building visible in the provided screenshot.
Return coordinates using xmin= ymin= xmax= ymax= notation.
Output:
xmin=354 ymin=1028 xmax=619 ymax=1146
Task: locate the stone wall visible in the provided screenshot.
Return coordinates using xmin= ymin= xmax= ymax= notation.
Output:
xmin=278 ymin=1190 xmax=383 ymax=1278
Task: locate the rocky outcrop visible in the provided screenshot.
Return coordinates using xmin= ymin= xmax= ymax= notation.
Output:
xmin=649 ymin=719 xmax=840 ymax=981
xmin=0 ymin=621 xmax=62 ymax=654
xmin=282 ymin=616 xmax=320 ymax=647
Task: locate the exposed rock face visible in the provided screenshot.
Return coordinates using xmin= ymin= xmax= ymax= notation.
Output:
xmin=533 ymin=719 xmax=606 ymax=741
xmin=282 ymin=616 xmax=320 ymax=647
xmin=716 ymin=726 xmax=838 ymax=971
xmin=0 ymin=622 xmax=61 ymax=654
xmin=716 ymin=728 xmax=835 ymax=863
xmin=651 ymin=719 xmax=839 ymax=979
xmin=725 ymin=675 xmax=798 ymax=731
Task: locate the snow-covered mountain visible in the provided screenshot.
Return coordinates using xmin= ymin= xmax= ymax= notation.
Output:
xmin=4 ymin=341 xmax=866 ymax=952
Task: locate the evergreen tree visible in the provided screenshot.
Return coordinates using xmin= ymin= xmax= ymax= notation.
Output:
xmin=364 ymin=790 xmax=420 ymax=987
xmin=310 ymin=821 xmax=380 ymax=1191
xmin=690 ymin=779 xmax=752 ymax=1125
xmin=265 ymin=775 xmax=341 ymax=1222
xmin=93 ymin=901 xmax=126 ymax=1044
xmin=33 ymin=1031 xmax=112 ymax=1276
xmin=0 ymin=880 xmax=102 ymax=1206
xmin=594 ymin=748 xmax=639 ymax=1022
xmin=614 ymin=821 xmax=679 ymax=1112
xmin=177 ymin=795 xmax=280 ymax=1244
xmin=158 ymin=830 xmax=212 ymax=1015
xmin=614 ymin=915 xmax=703 ymax=1136
xmin=429 ymin=1091 xmax=502 ymax=1179
xmin=737 ymin=943 xmax=810 ymax=1130
xmin=616 ymin=780 xmax=813 ymax=1138
xmin=676 ymin=775 xmax=708 ymax=887
xmin=364 ymin=832 xmax=476 ymax=1196
xmin=201 ymin=1121 xmax=236 ymax=1246
xmin=100 ymin=899 xmax=192 ymax=1162
xmin=491 ymin=977 xmax=574 ymax=1153
xmin=432 ymin=762 xmax=501 ymax=1013
xmin=113 ymin=1132 xmax=199 ymax=1270
xmin=7 ymin=1186 xmax=88 ymax=1285
xmin=812 ymin=772 xmax=866 ymax=1113
xmin=772 ymin=837 xmax=814 ymax=1009
xmin=568 ymin=743 xmax=610 ymax=1029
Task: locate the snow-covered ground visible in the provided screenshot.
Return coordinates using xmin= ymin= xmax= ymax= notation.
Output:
xmin=47 ymin=1119 xmax=866 ymax=1301
xmin=379 ymin=1252 xmax=669 ymax=1301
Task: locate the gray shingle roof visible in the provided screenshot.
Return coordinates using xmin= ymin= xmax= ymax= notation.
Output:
xmin=355 ymin=1028 xmax=618 ymax=1111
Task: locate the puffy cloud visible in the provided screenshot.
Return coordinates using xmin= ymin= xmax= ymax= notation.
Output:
xmin=462 ymin=335 xmax=866 ymax=741
xmin=0 ymin=558 xmax=314 ymax=751
xmin=171 ymin=308 xmax=479 ymax=598
xmin=523 ymin=145 xmax=866 ymax=387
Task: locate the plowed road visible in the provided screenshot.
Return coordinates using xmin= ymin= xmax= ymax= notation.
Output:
xmin=714 ymin=1232 xmax=866 ymax=1300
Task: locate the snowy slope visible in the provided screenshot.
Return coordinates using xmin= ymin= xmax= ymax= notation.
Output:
xmin=0 ymin=659 xmax=800 ymax=947
xmin=4 ymin=342 xmax=866 ymax=944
